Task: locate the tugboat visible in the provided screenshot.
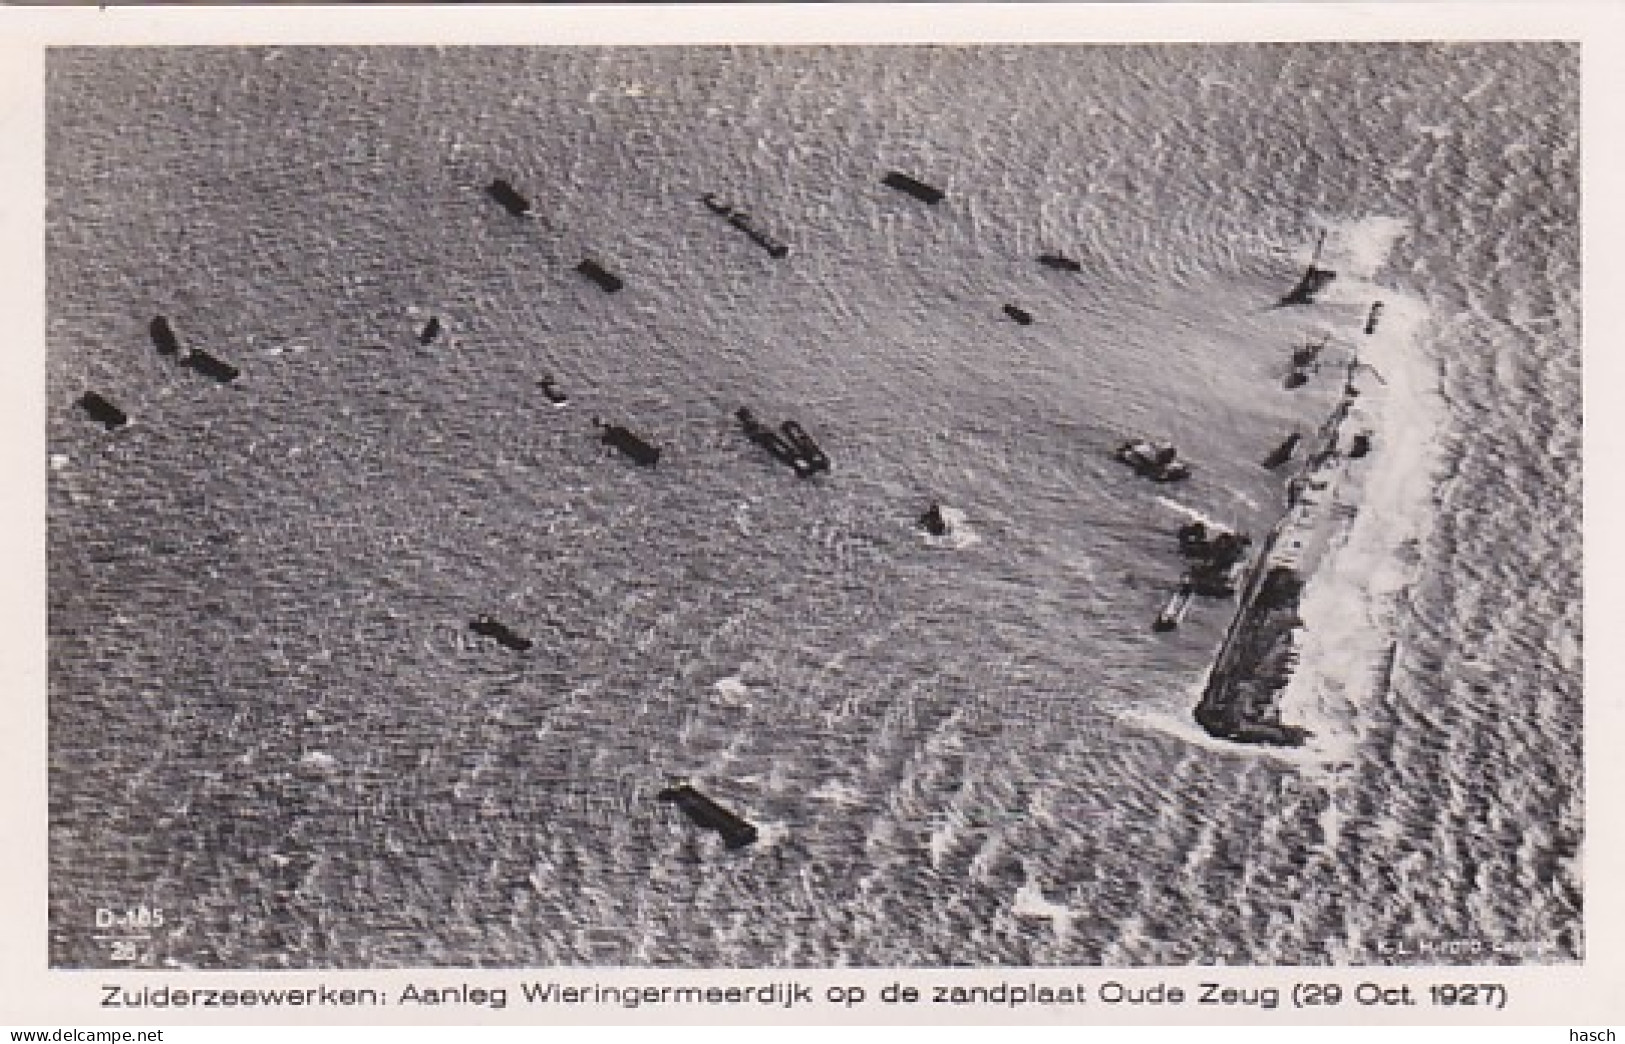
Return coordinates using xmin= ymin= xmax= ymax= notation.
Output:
xmin=1115 ymin=439 xmax=1191 ymax=482
xmin=736 ymin=408 xmax=828 ymax=476
xmin=918 ymin=503 xmax=950 ymax=537
xmin=1177 ymin=521 xmax=1252 ymax=598
xmin=1279 ymin=231 xmax=1337 ymax=306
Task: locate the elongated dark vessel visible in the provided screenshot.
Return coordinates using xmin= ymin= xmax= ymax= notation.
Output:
xmin=1039 ymin=253 xmax=1082 ymax=272
xmin=486 ymin=179 xmax=533 ymax=218
xmin=882 ymin=171 xmax=944 ymax=205
xmin=469 ymin=615 xmax=532 ymax=652
xmin=77 ymin=391 xmax=128 ymax=431
xmin=700 ymin=193 xmax=790 ymax=259
xmin=180 ymin=349 xmax=240 ymax=384
xmin=576 ymin=259 xmax=624 ymax=293
xmin=594 ymin=417 xmax=660 ymax=466
xmin=1003 ymin=304 xmax=1034 ymax=325
xmin=419 ymin=315 xmax=442 ymax=346
xmin=149 ymin=316 xmax=181 ymax=356
xmin=657 ymin=784 xmax=758 ymax=849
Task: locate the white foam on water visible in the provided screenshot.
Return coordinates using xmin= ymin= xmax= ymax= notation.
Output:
xmin=711 ymin=675 xmax=752 ymax=707
xmin=1012 ymin=875 xmax=1077 ymax=941
xmin=921 ymin=506 xmax=982 ymax=550
xmin=1278 ymin=216 xmax=1445 ymax=760
xmin=1113 ymin=687 xmax=1353 ymax=777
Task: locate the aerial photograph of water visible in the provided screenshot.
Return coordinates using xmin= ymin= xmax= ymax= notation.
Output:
xmin=46 ymin=42 xmax=1580 ymax=969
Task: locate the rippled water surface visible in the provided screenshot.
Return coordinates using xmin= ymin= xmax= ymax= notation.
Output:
xmin=47 ymin=44 xmax=1580 ymax=967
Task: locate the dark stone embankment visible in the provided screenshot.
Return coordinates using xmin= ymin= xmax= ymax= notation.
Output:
xmin=1196 ymin=395 xmax=1357 ymax=746
xmin=1195 ymin=563 xmax=1310 ymax=746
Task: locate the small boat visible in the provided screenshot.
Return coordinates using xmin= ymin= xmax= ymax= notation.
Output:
xmin=538 ymin=376 xmax=569 ymax=407
xmin=1038 ymin=253 xmax=1082 ymax=272
xmin=1115 ymin=439 xmax=1190 ymax=482
xmin=469 ymin=615 xmax=532 ymax=652
xmin=1003 ymin=304 xmax=1034 ymax=326
xmin=658 ymin=784 xmax=758 ymax=849
xmin=881 ymin=170 xmax=945 ymax=205
xmin=1154 ymin=581 xmax=1194 ymax=631
xmin=918 ymin=503 xmax=949 ymax=537
xmin=419 ymin=315 xmax=442 ymax=346
xmin=1365 ymin=301 xmax=1385 ymax=334
xmin=1348 ymin=432 xmax=1373 ymax=458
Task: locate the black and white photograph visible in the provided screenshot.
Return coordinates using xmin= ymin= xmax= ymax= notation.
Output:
xmin=42 ymin=37 xmax=1583 ymax=973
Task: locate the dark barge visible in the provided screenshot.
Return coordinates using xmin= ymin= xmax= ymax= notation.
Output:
xmin=700 ymin=193 xmax=790 ymax=259
xmin=594 ymin=418 xmax=660 ymax=466
xmin=576 ymin=259 xmax=625 ymax=293
xmin=882 ymin=171 xmax=945 ymax=205
xmin=658 ymin=785 xmax=758 ymax=849
xmin=149 ymin=315 xmax=181 ymax=356
xmin=1038 ymin=252 xmax=1083 ymax=272
xmin=180 ymin=349 xmax=240 ymax=384
xmin=76 ymin=391 xmax=128 ymax=431
xmin=486 ymin=179 xmax=534 ymax=218
xmin=469 ymin=615 xmax=533 ymax=652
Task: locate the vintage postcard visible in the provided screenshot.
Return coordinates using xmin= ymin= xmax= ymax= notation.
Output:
xmin=1 ymin=2 xmax=1618 ymax=1028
